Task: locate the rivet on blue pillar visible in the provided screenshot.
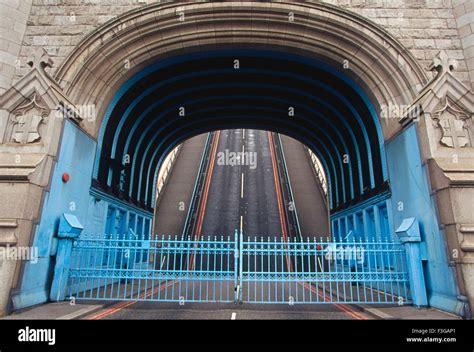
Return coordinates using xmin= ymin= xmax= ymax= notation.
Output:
xmin=49 ymin=213 xmax=83 ymax=302
xmin=395 ymin=217 xmax=428 ymax=308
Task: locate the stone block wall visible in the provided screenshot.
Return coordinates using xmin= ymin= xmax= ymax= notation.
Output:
xmin=0 ymin=0 xmax=471 ymax=91
xmin=452 ymin=0 xmax=474 ymax=88
xmin=0 ymin=0 xmax=33 ymax=94
xmin=338 ymin=0 xmax=471 ymax=87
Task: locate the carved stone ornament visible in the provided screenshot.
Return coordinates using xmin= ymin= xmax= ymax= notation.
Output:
xmin=430 ymin=50 xmax=458 ymax=77
xmin=27 ymin=47 xmax=53 ymax=75
xmin=432 ymin=97 xmax=473 ymax=149
xmin=8 ymin=93 xmax=49 ymax=144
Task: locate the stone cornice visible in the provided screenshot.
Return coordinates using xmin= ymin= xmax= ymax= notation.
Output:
xmin=460 ymin=226 xmax=474 ymax=253
xmin=0 ymin=154 xmax=48 ymax=183
xmin=0 ymin=219 xmax=18 ymax=246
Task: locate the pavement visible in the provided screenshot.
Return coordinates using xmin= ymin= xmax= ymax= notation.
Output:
xmin=200 ymin=128 xmax=283 ymax=236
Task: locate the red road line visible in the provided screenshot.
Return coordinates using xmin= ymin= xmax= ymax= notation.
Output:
xmin=188 ymin=131 xmax=220 ymax=270
xmin=268 ymin=131 xmax=288 ymax=240
xmin=270 ymin=132 xmax=367 ymax=320
xmin=86 ymin=134 xmax=224 ymax=321
xmin=194 ymin=131 xmax=220 ymax=241
xmin=268 ymin=131 xmax=294 ymax=272
xmin=91 ymin=134 xmax=221 ymax=320
xmin=86 ymin=280 xmax=179 ymax=320
xmin=301 ymin=282 xmax=369 ymax=320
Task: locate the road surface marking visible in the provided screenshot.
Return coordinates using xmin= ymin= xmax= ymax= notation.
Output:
xmin=242 ymin=129 xmax=245 ymax=140
xmin=270 ymin=133 xmax=367 ymax=320
xmin=200 ymin=132 xmax=220 ymax=224
xmin=189 ymin=131 xmax=220 ymax=270
xmin=360 ymin=305 xmax=393 ymax=319
xmin=160 ymin=255 xmax=166 ymax=269
xmin=194 ymin=131 xmax=220 ymax=239
xmin=240 ymin=215 xmax=243 ymax=233
xmin=301 ymin=283 xmax=369 ymax=320
xmin=241 ymin=172 xmax=244 ymax=198
xmin=56 ymin=305 xmax=102 ymax=320
xmin=87 ymin=133 xmax=221 ymax=320
xmin=86 ymin=280 xmax=178 ymax=320
xmin=231 ymin=312 xmax=237 ymax=320
xmin=268 ymin=131 xmax=292 ymax=271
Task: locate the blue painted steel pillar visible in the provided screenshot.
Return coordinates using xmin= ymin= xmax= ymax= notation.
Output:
xmin=395 ymin=217 xmax=428 ymax=308
xmin=50 ymin=213 xmax=83 ymax=302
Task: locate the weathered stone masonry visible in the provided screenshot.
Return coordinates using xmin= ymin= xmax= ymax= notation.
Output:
xmin=3 ymin=0 xmax=472 ymax=90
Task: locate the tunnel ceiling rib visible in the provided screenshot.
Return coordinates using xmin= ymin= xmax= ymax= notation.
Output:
xmin=93 ymin=51 xmax=389 ymax=213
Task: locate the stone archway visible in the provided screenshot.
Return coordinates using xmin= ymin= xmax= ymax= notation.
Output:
xmin=55 ymin=1 xmax=427 ymax=141
xmin=0 ymin=1 xmax=472 ymax=317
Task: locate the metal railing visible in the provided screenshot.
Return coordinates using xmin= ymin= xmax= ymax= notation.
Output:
xmin=65 ymin=231 xmax=411 ymax=305
xmin=239 ymin=234 xmax=410 ymax=305
xmin=67 ymin=232 xmax=238 ymax=303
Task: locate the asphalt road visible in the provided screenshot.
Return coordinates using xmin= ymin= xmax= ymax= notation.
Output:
xmin=200 ymin=129 xmax=282 ymax=237
xmin=190 ymin=129 xmax=286 ymax=302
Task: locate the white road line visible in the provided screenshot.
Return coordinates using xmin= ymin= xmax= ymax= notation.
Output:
xmin=240 ymin=215 xmax=243 ymax=233
xmin=242 ymin=129 xmax=245 ymax=140
xmin=359 ymin=305 xmax=394 ymax=320
xmin=231 ymin=312 xmax=237 ymax=320
xmin=241 ymin=172 xmax=244 ymax=198
xmin=56 ymin=305 xmax=103 ymax=320
xmin=161 ymin=255 xmax=167 ymax=269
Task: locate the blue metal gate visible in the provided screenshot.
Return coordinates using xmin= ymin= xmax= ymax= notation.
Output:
xmin=61 ymin=230 xmax=416 ymax=306
xmin=67 ymin=233 xmax=238 ymax=303
xmin=238 ymin=233 xmax=410 ymax=305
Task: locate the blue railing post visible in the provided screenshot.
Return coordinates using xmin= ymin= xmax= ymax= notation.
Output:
xmin=50 ymin=213 xmax=83 ymax=302
xmin=395 ymin=217 xmax=428 ymax=308
xmin=234 ymin=229 xmax=239 ymax=304
xmin=239 ymin=229 xmax=244 ymax=303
